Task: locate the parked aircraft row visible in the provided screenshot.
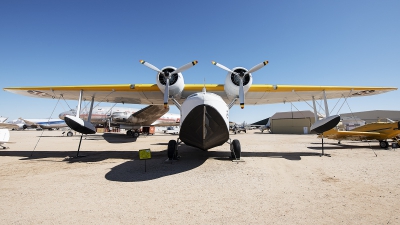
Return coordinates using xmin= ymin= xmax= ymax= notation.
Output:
xmin=3 ymin=59 xmax=397 ymax=159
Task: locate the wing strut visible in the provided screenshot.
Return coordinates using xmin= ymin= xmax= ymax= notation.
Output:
xmin=76 ymin=90 xmax=83 ymax=118
xmin=323 ymin=90 xmax=329 ymax=117
xmin=312 ymin=96 xmax=318 ymax=122
xmin=170 ymin=98 xmax=181 ymax=111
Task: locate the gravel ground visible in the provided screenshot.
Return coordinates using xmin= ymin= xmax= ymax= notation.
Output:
xmin=0 ymin=129 xmax=399 ymax=224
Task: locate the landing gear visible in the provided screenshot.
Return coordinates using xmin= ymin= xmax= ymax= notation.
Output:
xmin=379 ymin=140 xmax=389 ymax=149
xmin=230 ymin=139 xmax=241 ymax=159
xmin=126 ymin=129 xmax=140 ymax=138
xmin=67 ymin=131 xmax=73 ymax=137
xmin=167 ymin=140 xmax=178 ymax=160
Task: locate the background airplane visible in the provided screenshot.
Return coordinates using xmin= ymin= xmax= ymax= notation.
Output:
xmin=59 ymin=106 xmax=180 ymax=137
xmin=320 ymin=119 xmax=400 ymax=148
xmin=21 ymin=118 xmax=67 ymax=130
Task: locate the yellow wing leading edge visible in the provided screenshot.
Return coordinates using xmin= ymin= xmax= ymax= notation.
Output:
xmin=3 ymin=84 xmax=397 ymax=105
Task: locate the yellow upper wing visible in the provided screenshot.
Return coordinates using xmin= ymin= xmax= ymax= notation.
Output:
xmin=3 ymin=84 xmax=397 ymax=105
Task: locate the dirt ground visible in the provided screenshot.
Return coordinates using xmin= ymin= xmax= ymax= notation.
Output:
xmin=0 ymin=129 xmax=399 ymax=224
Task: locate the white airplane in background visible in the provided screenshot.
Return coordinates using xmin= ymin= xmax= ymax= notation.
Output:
xmin=59 ymin=106 xmax=180 ymax=137
xmin=3 ymin=59 xmax=397 ymax=160
xmin=21 ymin=118 xmax=67 ymax=130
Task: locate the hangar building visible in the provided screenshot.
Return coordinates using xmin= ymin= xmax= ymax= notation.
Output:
xmin=339 ymin=110 xmax=400 ymax=123
xmin=269 ymin=110 xmax=315 ymax=134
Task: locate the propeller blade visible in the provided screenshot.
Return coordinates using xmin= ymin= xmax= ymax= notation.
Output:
xmin=211 ymin=61 xmax=239 ymax=76
xmin=163 ymin=79 xmax=169 ymax=109
xmin=239 ymin=79 xmax=244 ymax=109
xmin=171 ymin=60 xmax=198 ymax=75
xmin=139 ymin=60 xmax=164 ymax=74
xmin=244 ymin=60 xmax=269 ymax=75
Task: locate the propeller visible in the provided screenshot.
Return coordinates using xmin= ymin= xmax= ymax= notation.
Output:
xmin=140 ymin=60 xmax=198 ymax=108
xmin=211 ymin=60 xmax=268 ymax=109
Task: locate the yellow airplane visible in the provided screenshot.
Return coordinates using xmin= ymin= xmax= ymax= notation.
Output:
xmin=3 ymin=60 xmax=398 ymax=159
xmin=320 ymin=120 xmax=400 ymax=148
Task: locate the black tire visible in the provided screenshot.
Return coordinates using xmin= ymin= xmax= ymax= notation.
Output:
xmin=133 ymin=132 xmax=140 ymax=138
xmin=379 ymin=141 xmax=388 ymax=149
xmin=231 ymin=139 xmax=241 ymax=159
xmin=67 ymin=131 xmax=73 ymax=137
xmin=244 ymin=130 xmax=246 ymax=133
xmin=168 ymin=140 xmax=177 ymax=159
xmin=126 ymin=130 xmax=132 ymax=136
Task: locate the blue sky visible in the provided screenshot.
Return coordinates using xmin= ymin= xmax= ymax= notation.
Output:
xmin=1 ymin=1 xmax=399 ymax=123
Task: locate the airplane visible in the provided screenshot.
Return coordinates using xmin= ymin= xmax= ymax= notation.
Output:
xmin=59 ymin=106 xmax=180 ymax=137
xmin=3 ymin=60 xmax=397 ymax=159
xmin=0 ymin=118 xmax=22 ymax=130
xmin=21 ymin=118 xmax=67 ymax=130
xmin=0 ymin=129 xmax=13 ymax=149
xmin=320 ymin=119 xmax=400 ymax=148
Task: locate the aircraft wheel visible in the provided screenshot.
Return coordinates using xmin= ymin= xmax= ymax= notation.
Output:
xmin=67 ymin=131 xmax=73 ymax=137
xmin=379 ymin=141 xmax=389 ymax=148
xmin=126 ymin=130 xmax=132 ymax=136
xmin=133 ymin=132 xmax=140 ymax=138
xmin=244 ymin=130 xmax=246 ymax=133
xmin=167 ymin=140 xmax=177 ymax=160
xmin=230 ymin=139 xmax=241 ymax=159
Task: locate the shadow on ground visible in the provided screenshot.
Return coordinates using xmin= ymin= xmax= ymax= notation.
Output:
xmin=0 ymin=143 xmax=337 ymax=182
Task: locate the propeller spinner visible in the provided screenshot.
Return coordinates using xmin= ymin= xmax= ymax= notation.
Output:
xmin=211 ymin=60 xmax=268 ymax=109
xmin=140 ymin=60 xmax=198 ymax=108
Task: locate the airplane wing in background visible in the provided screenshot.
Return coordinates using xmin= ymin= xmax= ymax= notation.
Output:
xmin=117 ymin=105 xmax=170 ymax=126
xmin=3 ymin=84 xmax=397 ymax=105
xmin=0 ymin=123 xmax=19 ymax=129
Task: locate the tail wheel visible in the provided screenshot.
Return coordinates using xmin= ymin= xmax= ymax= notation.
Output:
xmin=231 ymin=139 xmax=241 ymax=159
xmin=168 ymin=140 xmax=177 ymax=160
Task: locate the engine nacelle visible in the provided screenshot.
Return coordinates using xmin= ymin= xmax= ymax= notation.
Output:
xmin=156 ymin=66 xmax=185 ymax=98
xmin=224 ymin=67 xmax=253 ymax=100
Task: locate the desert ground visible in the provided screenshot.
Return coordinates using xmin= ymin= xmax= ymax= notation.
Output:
xmin=0 ymin=129 xmax=399 ymax=224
